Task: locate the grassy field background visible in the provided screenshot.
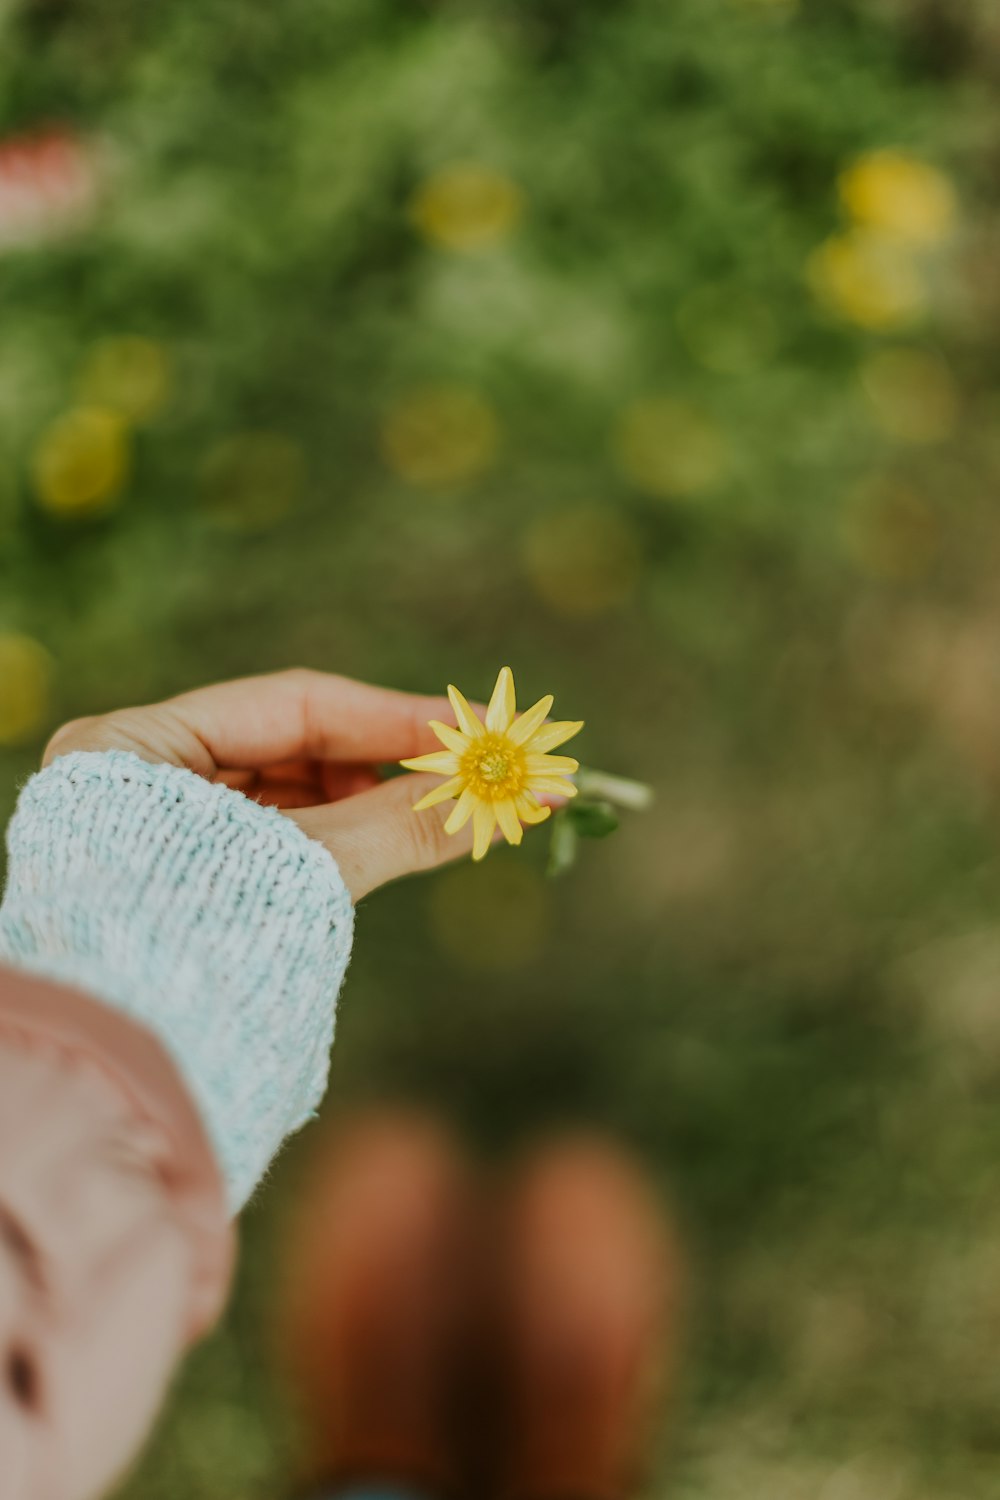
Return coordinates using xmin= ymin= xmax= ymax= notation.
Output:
xmin=5 ymin=1 xmax=1000 ymax=1495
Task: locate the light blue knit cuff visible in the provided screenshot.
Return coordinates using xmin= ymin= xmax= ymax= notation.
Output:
xmin=0 ymin=750 xmax=355 ymax=1212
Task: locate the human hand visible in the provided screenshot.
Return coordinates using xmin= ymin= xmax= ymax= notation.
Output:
xmin=43 ymin=669 xmax=482 ymax=900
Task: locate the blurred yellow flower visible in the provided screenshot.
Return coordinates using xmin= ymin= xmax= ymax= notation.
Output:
xmin=428 ymin=860 xmax=550 ymax=971
xmin=0 ymin=632 xmax=53 ymax=746
xmin=614 ymin=397 xmax=728 ymax=499
xmin=841 ymin=477 xmax=938 ymax=581
xmin=410 ymin=163 xmax=523 ymax=252
xmin=381 ymin=384 xmax=499 ymax=488
xmin=78 ymin=336 xmax=171 ymax=422
xmin=523 ymin=505 xmax=641 ymax=618
xmin=839 ymin=150 xmax=956 ymax=245
xmin=401 ymin=666 xmax=582 ymax=861
xmin=859 ymin=348 xmax=957 ymax=444
xmin=807 ymin=230 xmax=925 ymax=331
xmin=32 ymin=407 xmax=129 ymax=518
xmin=201 ymin=432 xmax=305 ymax=531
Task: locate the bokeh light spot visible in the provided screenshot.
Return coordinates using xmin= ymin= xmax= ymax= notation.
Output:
xmin=859 ymin=347 xmax=957 ymax=445
xmin=0 ymin=632 xmax=53 ymax=746
xmin=381 ymin=385 xmax=500 ymax=489
xmin=614 ymin=397 xmax=728 ymax=499
xmin=410 ymin=163 xmax=523 ymax=253
xmin=523 ymin=505 xmax=641 ymax=618
xmin=839 ymin=150 xmax=956 ymax=245
xmin=201 ymin=432 xmax=305 ymax=532
xmin=32 ymin=407 xmax=129 ymax=518
xmin=78 ymin=336 xmax=171 ymax=422
xmin=807 ymin=230 xmax=926 ymax=331
xmin=428 ymin=860 xmax=550 ymax=972
xmin=0 ymin=128 xmax=100 ymax=250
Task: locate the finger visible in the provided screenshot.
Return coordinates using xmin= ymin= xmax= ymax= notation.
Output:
xmin=287 ymin=773 xmax=490 ymax=901
xmin=244 ymin=758 xmax=321 ymax=786
xmin=255 ymin=767 xmax=383 ymax=810
xmin=166 ymin=672 xmax=468 ymax=768
xmin=216 ymin=762 xmax=381 ymax=801
xmin=214 ymin=768 xmax=258 ymax=793
xmin=43 ymin=670 xmax=465 ymax=777
xmin=249 ymin=781 xmax=327 ymax=810
xmin=320 ymin=763 xmax=383 ymax=802
xmin=246 ymin=759 xmax=382 ymax=797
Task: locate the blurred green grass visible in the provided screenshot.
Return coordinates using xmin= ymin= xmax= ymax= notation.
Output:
xmin=5 ymin=0 xmax=1000 ymax=1495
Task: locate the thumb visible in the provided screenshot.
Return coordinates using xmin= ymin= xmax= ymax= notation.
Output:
xmin=286 ymin=773 xmax=479 ymax=901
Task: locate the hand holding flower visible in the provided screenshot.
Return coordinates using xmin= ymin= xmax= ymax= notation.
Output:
xmin=400 ymin=666 xmax=583 ymax=860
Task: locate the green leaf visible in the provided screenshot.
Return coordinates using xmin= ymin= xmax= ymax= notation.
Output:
xmin=568 ymin=799 xmax=620 ymax=839
xmin=546 ymin=808 xmax=579 ymax=877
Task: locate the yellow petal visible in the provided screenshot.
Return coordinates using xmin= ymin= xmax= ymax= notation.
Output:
xmin=515 ymin=793 xmax=552 ymax=826
xmin=429 ymin=720 xmax=470 ymax=755
xmin=494 ymin=797 xmax=524 ymax=846
xmin=413 ymin=775 xmax=465 ymax=811
xmin=523 ymin=719 xmax=584 ymax=754
xmin=448 ymin=683 xmax=484 ymax=738
xmin=485 ymin=665 xmax=516 ymax=733
xmin=472 ymin=803 xmax=496 ymax=861
xmin=400 ymin=750 xmax=460 ymax=774
xmin=525 ymin=753 xmax=579 ymax=774
xmin=508 ymin=694 xmax=554 ymax=746
xmin=445 ymin=787 xmax=477 ymax=834
xmin=525 ymin=775 xmax=578 ymax=798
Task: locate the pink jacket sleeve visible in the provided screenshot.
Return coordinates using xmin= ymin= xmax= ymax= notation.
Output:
xmin=0 ymin=963 xmax=234 ymax=1500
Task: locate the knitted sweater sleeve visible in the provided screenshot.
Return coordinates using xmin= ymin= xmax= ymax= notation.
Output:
xmin=0 ymin=750 xmax=354 ymax=1212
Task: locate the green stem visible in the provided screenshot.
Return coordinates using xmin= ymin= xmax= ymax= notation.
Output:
xmin=575 ymin=767 xmax=654 ymax=812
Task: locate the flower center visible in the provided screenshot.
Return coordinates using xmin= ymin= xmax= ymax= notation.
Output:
xmin=480 ymin=749 xmax=509 ymax=781
xmin=463 ymin=734 xmax=525 ymax=801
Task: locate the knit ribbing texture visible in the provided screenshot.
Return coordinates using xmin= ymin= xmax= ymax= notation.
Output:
xmin=0 ymin=750 xmax=354 ymax=1211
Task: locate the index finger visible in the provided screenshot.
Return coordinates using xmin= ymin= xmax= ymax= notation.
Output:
xmin=45 ymin=670 xmax=467 ymax=777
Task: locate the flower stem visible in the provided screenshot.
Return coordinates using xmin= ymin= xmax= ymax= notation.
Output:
xmin=575 ymin=767 xmax=654 ymax=812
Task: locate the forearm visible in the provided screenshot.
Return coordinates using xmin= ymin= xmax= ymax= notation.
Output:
xmin=0 ymin=749 xmax=354 ymax=1210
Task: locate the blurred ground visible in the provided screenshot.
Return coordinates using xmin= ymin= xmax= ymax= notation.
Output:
xmin=4 ymin=0 xmax=1000 ymax=1495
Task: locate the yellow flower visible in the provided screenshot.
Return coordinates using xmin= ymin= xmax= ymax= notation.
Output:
xmin=838 ymin=150 xmax=956 ymax=245
xmin=400 ymin=666 xmax=582 ymax=861
xmin=410 ymin=164 xmax=523 ymax=253
xmin=807 ymin=229 xmax=925 ymax=331
xmin=32 ymin=407 xmax=129 ymax=518
xmin=0 ymin=633 xmax=53 ymax=747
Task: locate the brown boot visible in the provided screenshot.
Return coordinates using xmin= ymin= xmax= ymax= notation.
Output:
xmin=276 ymin=1112 xmax=475 ymax=1496
xmin=490 ymin=1136 xmax=681 ymax=1500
